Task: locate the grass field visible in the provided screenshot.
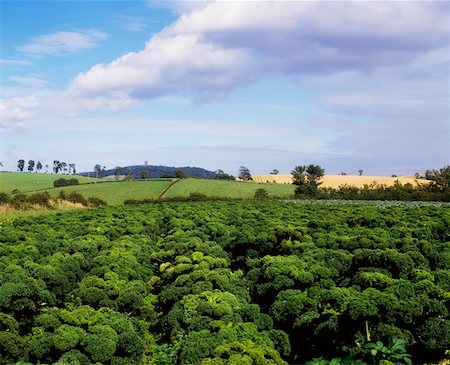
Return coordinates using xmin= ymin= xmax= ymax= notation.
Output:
xmin=0 ymin=172 xmax=101 ymax=193
xmin=165 ymin=178 xmax=295 ymax=198
xmin=46 ymin=180 xmax=173 ymax=205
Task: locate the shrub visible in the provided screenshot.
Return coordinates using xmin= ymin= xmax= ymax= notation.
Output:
xmin=54 ymin=178 xmax=79 ymax=188
xmin=66 ymin=192 xmax=88 ymax=206
xmin=87 ymin=197 xmax=107 ymax=207
xmin=188 ymin=192 xmax=207 ymax=201
xmin=254 ymin=188 xmax=269 ymax=199
xmin=0 ymin=192 xmax=10 ymax=204
xmin=27 ymin=192 xmax=51 ymax=207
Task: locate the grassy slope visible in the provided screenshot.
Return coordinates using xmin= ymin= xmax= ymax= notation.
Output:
xmin=46 ymin=180 xmax=173 ymax=205
xmin=1 ymin=173 xmax=295 ymax=205
xmin=165 ymin=178 xmax=295 ymax=198
xmin=0 ymin=172 xmax=101 ymax=193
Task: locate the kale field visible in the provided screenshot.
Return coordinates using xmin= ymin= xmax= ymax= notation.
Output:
xmin=1 ymin=201 xmax=449 ymax=364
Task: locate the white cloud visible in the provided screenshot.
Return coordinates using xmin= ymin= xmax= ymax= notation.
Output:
xmin=119 ymin=16 xmax=149 ymax=32
xmin=0 ymin=96 xmax=40 ymax=126
xmin=0 ymin=59 xmax=33 ymax=66
xmin=70 ymin=33 xmax=254 ymax=98
xmin=16 ymin=29 xmax=109 ymax=56
xmin=70 ymin=1 xmax=448 ymax=101
xmin=9 ymin=76 xmax=50 ymax=87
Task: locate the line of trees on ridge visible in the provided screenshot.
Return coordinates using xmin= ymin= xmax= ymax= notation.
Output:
xmin=16 ymin=159 xmax=76 ymax=174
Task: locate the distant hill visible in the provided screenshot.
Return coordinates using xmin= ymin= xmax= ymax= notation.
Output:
xmin=78 ymin=165 xmax=216 ymax=179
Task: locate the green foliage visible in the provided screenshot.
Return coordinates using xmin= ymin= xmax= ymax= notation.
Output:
xmin=254 ymin=188 xmax=269 ymax=199
xmin=175 ymin=169 xmax=188 ymax=179
xmin=363 ymin=339 xmax=412 ymax=365
xmin=306 ymin=357 xmax=367 ymax=365
xmin=214 ymin=169 xmax=235 ymax=181
xmin=54 ymin=177 xmax=79 ymax=188
xmin=0 ymin=200 xmax=449 ymax=365
xmin=291 ymin=164 xmax=325 ymax=197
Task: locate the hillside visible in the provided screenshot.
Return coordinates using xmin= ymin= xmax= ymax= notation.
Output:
xmin=164 ymin=178 xmax=295 ymax=199
xmin=45 ymin=179 xmax=294 ymax=205
xmin=253 ymin=174 xmax=432 ymax=188
xmin=79 ymin=165 xmax=216 ymax=179
xmin=47 ymin=180 xmax=174 ymax=205
xmin=0 ymin=172 xmax=100 ymax=193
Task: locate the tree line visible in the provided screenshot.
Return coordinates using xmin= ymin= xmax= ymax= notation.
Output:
xmin=290 ymin=164 xmax=450 ymax=202
xmin=16 ymin=159 xmax=76 ymax=174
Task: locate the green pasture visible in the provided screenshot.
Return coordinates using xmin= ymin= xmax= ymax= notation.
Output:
xmin=46 ymin=180 xmax=173 ymax=205
xmin=0 ymin=172 xmax=100 ymax=193
xmin=1 ymin=173 xmax=296 ymax=205
xmin=165 ymin=178 xmax=295 ymax=198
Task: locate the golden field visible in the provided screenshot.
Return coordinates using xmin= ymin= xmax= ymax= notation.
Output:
xmin=252 ymin=174 xmax=431 ymax=189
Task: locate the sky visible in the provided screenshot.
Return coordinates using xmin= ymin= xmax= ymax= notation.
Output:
xmin=0 ymin=0 xmax=449 ymax=176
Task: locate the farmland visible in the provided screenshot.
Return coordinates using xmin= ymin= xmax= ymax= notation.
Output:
xmin=0 ymin=173 xmax=296 ymax=205
xmin=253 ymin=174 xmax=432 ymax=188
xmin=164 ymin=178 xmax=295 ymax=199
xmin=0 ymin=172 xmax=100 ymax=193
xmin=47 ymin=180 xmax=174 ymax=205
xmin=1 ymin=200 xmax=449 ymax=364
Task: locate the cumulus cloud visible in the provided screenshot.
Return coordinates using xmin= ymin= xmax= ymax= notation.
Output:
xmin=70 ymin=33 xmax=254 ymax=98
xmin=0 ymin=96 xmax=40 ymax=129
xmin=17 ymin=29 xmax=108 ymax=56
xmin=70 ymin=1 xmax=448 ymax=100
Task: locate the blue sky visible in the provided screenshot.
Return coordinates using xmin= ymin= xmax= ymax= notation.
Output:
xmin=1 ymin=0 xmax=448 ymax=176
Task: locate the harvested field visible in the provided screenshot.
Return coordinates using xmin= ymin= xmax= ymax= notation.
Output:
xmin=252 ymin=174 xmax=432 ymax=188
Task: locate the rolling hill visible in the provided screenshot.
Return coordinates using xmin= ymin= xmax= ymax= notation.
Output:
xmin=0 ymin=172 xmax=101 ymax=193
xmin=79 ymin=165 xmax=216 ymax=179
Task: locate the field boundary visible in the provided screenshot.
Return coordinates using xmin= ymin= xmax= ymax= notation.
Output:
xmin=158 ymin=178 xmax=181 ymax=199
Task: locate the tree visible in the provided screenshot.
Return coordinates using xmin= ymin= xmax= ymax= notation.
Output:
xmin=28 ymin=160 xmax=35 ymax=173
xmin=270 ymin=169 xmax=279 ymax=175
xmin=238 ymin=166 xmax=252 ymax=181
xmin=36 ymin=161 xmax=42 ymax=173
xmin=17 ymin=159 xmax=25 ymax=172
xmin=425 ymin=166 xmax=450 ymax=188
xmin=45 ymin=164 xmax=49 ymax=173
xmin=68 ymin=163 xmax=76 ymax=175
xmin=305 ymin=164 xmax=324 ymax=187
xmin=53 ymin=160 xmax=61 ymax=174
xmin=60 ymin=162 xmax=68 ymax=174
xmin=141 ymin=170 xmax=149 ymax=179
xmin=358 ymin=169 xmax=363 ymax=176
xmin=94 ymin=165 xmax=102 ymax=178
xmin=215 ymin=170 xmax=235 ymax=181
xmin=175 ymin=168 xmax=188 ymax=179
xmin=114 ymin=167 xmax=121 ymax=181
xmin=291 ymin=164 xmax=324 ymax=197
